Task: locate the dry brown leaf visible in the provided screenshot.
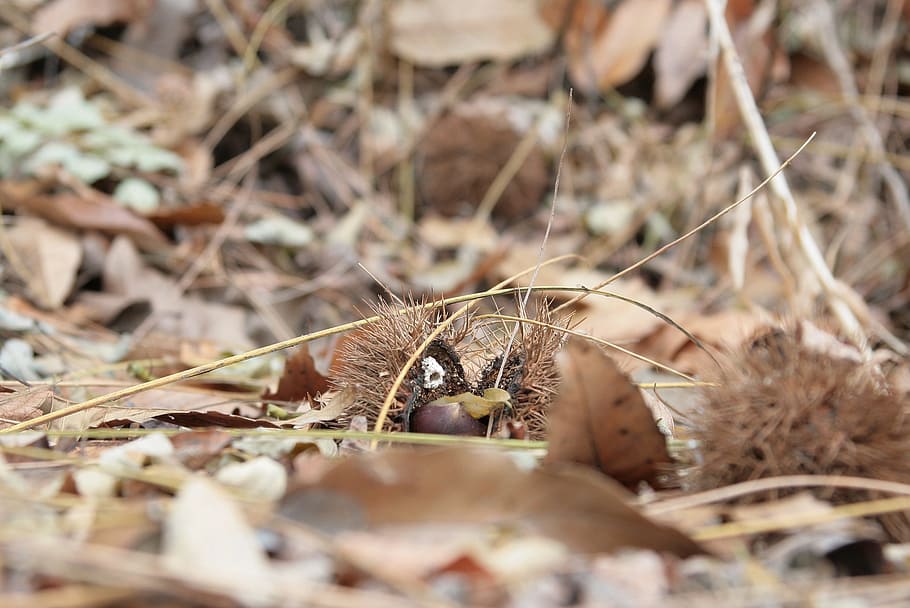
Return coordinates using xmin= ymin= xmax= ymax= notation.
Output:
xmin=388 ymin=0 xmax=555 ymax=67
xmin=32 ymin=0 xmax=151 ymax=36
xmin=6 ymin=218 xmax=82 ymax=309
xmin=283 ymin=447 xmax=703 ymax=557
xmin=0 ymin=186 xmax=168 ymax=250
xmin=170 ymin=429 xmax=233 ymax=469
xmin=542 ymin=0 xmax=610 ymax=85
xmin=141 ymin=410 xmax=278 ymax=429
xmin=87 ymin=236 xmax=251 ymax=347
xmin=654 ymin=0 xmax=708 ymax=108
xmin=0 ymin=388 xmax=51 ymax=428
xmin=263 ymin=345 xmax=330 ymax=404
xmin=787 ymin=53 xmax=840 ymax=95
xmin=50 ymin=382 xmax=262 ymax=429
xmin=636 ymin=310 xmax=763 ymax=376
xmin=147 ymin=202 xmax=225 ymax=230
xmin=283 ymin=388 xmax=357 ymax=428
xmin=566 ymin=0 xmax=672 ymax=92
xmin=545 ymin=337 xmax=671 ymax=489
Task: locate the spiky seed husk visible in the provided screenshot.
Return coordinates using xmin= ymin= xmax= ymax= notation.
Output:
xmin=511 ymin=308 xmax=570 ymax=438
xmin=328 ymin=297 xmax=471 ymax=431
xmin=693 ymin=321 xmax=910 ymax=540
xmin=327 ymin=297 xmax=569 ymax=437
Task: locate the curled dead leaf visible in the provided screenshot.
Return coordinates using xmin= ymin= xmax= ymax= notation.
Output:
xmin=545 ymin=337 xmax=671 ymax=489
xmin=654 ymin=0 xmax=708 ymax=108
xmin=559 ymin=0 xmax=672 ymax=92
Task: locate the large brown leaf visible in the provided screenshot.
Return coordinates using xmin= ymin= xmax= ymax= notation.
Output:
xmin=282 ymin=447 xmax=703 ymax=557
xmin=545 ymin=337 xmax=671 ymax=488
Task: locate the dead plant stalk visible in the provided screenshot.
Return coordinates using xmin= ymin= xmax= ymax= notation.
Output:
xmin=703 ymin=0 xmax=882 ymax=351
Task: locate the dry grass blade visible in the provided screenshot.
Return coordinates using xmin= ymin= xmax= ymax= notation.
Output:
xmin=284 ymin=447 xmax=705 ymax=556
xmin=646 ymin=474 xmax=910 ymax=516
xmin=693 ymin=495 xmax=910 ymax=542
xmin=0 ymin=31 xmax=54 ymax=59
xmin=493 ymin=92 xmax=571 ymax=392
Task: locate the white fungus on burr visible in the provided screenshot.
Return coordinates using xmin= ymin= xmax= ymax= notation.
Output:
xmin=421 ymin=356 xmax=445 ymax=389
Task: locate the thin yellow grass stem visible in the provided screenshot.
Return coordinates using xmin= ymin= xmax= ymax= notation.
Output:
xmin=14 ymin=427 xmax=549 ymax=449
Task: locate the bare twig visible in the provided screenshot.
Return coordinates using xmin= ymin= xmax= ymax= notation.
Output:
xmin=0 ymin=31 xmax=54 ymax=68
xmin=703 ymin=0 xmax=875 ymax=348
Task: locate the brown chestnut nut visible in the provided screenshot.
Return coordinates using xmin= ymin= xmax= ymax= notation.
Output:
xmin=409 ymin=401 xmax=488 ymax=436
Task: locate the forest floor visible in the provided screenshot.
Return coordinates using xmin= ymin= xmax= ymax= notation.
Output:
xmin=1 ymin=1 xmax=910 ymax=606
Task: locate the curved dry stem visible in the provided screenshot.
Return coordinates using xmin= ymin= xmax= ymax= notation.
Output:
xmin=477 ymin=314 xmax=697 ymax=383
xmin=0 ymin=264 xmax=568 ymax=433
xmin=646 ymin=474 xmax=910 ymax=516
